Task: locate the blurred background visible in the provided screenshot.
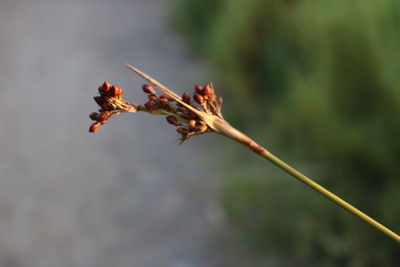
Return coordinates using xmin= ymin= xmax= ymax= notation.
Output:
xmin=0 ymin=0 xmax=399 ymax=267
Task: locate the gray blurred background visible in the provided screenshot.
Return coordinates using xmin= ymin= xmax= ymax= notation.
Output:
xmin=0 ymin=1 xmax=238 ymax=266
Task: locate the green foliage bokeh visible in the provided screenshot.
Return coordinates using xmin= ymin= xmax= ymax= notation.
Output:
xmin=172 ymin=0 xmax=400 ymax=266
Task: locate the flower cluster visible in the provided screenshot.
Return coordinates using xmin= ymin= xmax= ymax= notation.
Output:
xmin=89 ymin=70 xmax=223 ymax=143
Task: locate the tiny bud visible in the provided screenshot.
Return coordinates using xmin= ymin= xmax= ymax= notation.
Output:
xmin=195 ymin=84 xmax=203 ymax=94
xmin=102 ymin=81 xmax=111 ymax=92
xmin=148 ymin=95 xmax=158 ymax=102
xmin=176 ymin=127 xmax=187 ymax=134
xmin=93 ymin=96 xmax=104 ymax=106
xmin=142 ymin=84 xmax=156 ymax=95
xmin=111 ymin=85 xmax=123 ymax=99
xmin=166 ymin=116 xmax=181 ymax=126
xmin=203 ymin=84 xmax=214 ymax=100
xmin=89 ymin=123 xmax=101 ymax=133
xmin=159 ymin=97 xmax=169 ymax=106
xmin=144 ymin=101 xmax=156 ymax=110
xmin=197 ymin=125 xmax=208 ymax=133
xmin=182 ymin=92 xmax=191 ymax=104
xmin=89 ymin=112 xmax=98 ymax=120
xmin=188 ymin=120 xmax=196 ymax=128
xmin=194 ymin=93 xmax=205 ymax=105
xmin=160 ymin=94 xmax=174 ymax=101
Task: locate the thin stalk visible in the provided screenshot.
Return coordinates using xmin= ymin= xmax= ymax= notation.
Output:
xmin=224 ymin=127 xmax=400 ymax=243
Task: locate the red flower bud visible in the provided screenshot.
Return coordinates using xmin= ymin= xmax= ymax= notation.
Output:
xmin=97 ymin=112 xmax=108 ymax=122
xmin=144 ymin=101 xmax=156 ymax=110
xmin=111 ymin=85 xmax=123 ymax=99
xmin=194 ymin=93 xmax=205 ymax=105
xmin=148 ymin=95 xmax=158 ymax=102
xmin=166 ymin=116 xmax=181 ymax=126
xmin=203 ymin=84 xmax=214 ymax=100
xmin=160 ymin=94 xmax=174 ymax=100
xmin=89 ymin=123 xmax=101 ymax=133
xmin=195 ymin=84 xmax=203 ymax=94
xmin=142 ymin=84 xmax=156 ymax=95
xmin=159 ymin=97 xmax=169 ymax=106
xmin=102 ymin=81 xmax=111 ymax=92
xmin=182 ymin=92 xmax=191 ymax=104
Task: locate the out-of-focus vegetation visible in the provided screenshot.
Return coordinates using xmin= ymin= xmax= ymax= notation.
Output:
xmin=173 ymin=0 xmax=400 ymax=266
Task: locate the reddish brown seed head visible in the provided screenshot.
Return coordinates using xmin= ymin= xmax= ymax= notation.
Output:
xmin=159 ymin=93 xmax=173 ymax=101
xmin=89 ymin=123 xmax=101 ymax=133
xmin=97 ymin=112 xmax=109 ymax=122
xmin=188 ymin=120 xmax=196 ymax=128
xmin=203 ymin=84 xmax=214 ymax=100
xmin=182 ymin=92 xmax=191 ymax=104
xmin=194 ymin=93 xmax=205 ymax=105
xmin=144 ymin=101 xmax=156 ymax=110
xmin=195 ymin=84 xmax=203 ymax=94
xmin=142 ymin=84 xmax=156 ymax=95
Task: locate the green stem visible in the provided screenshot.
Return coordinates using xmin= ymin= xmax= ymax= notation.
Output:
xmin=215 ymin=121 xmax=400 ymax=243
xmin=259 ymin=146 xmax=400 ymax=243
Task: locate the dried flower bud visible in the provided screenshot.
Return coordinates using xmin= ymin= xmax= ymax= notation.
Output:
xmin=148 ymin=95 xmax=158 ymax=102
xmin=166 ymin=116 xmax=181 ymax=126
xmin=182 ymin=92 xmax=191 ymax=104
xmin=188 ymin=120 xmax=196 ymax=128
xmin=195 ymin=84 xmax=203 ymax=94
xmin=93 ymin=96 xmax=104 ymax=106
xmin=203 ymin=84 xmax=214 ymax=100
xmin=89 ymin=122 xmax=101 ymax=133
xmin=194 ymin=93 xmax=205 ymax=105
xmin=144 ymin=101 xmax=156 ymax=110
xmin=197 ymin=125 xmax=208 ymax=133
xmin=142 ymin=84 xmax=156 ymax=95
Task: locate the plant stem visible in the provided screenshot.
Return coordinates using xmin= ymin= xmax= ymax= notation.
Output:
xmin=220 ymin=124 xmax=400 ymax=243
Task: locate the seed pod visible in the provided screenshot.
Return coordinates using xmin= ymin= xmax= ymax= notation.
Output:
xmin=148 ymin=95 xmax=158 ymax=102
xmin=166 ymin=116 xmax=181 ymax=126
xmin=197 ymin=125 xmax=208 ymax=133
xmin=195 ymin=84 xmax=203 ymax=94
xmin=194 ymin=93 xmax=205 ymax=105
xmin=188 ymin=120 xmax=196 ymax=128
xmin=203 ymin=84 xmax=214 ymax=100
xmin=93 ymin=96 xmax=104 ymax=106
xmin=142 ymin=84 xmax=156 ymax=95
xmin=89 ymin=123 xmax=101 ymax=133
xmin=182 ymin=92 xmax=191 ymax=104
xmin=144 ymin=101 xmax=156 ymax=110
